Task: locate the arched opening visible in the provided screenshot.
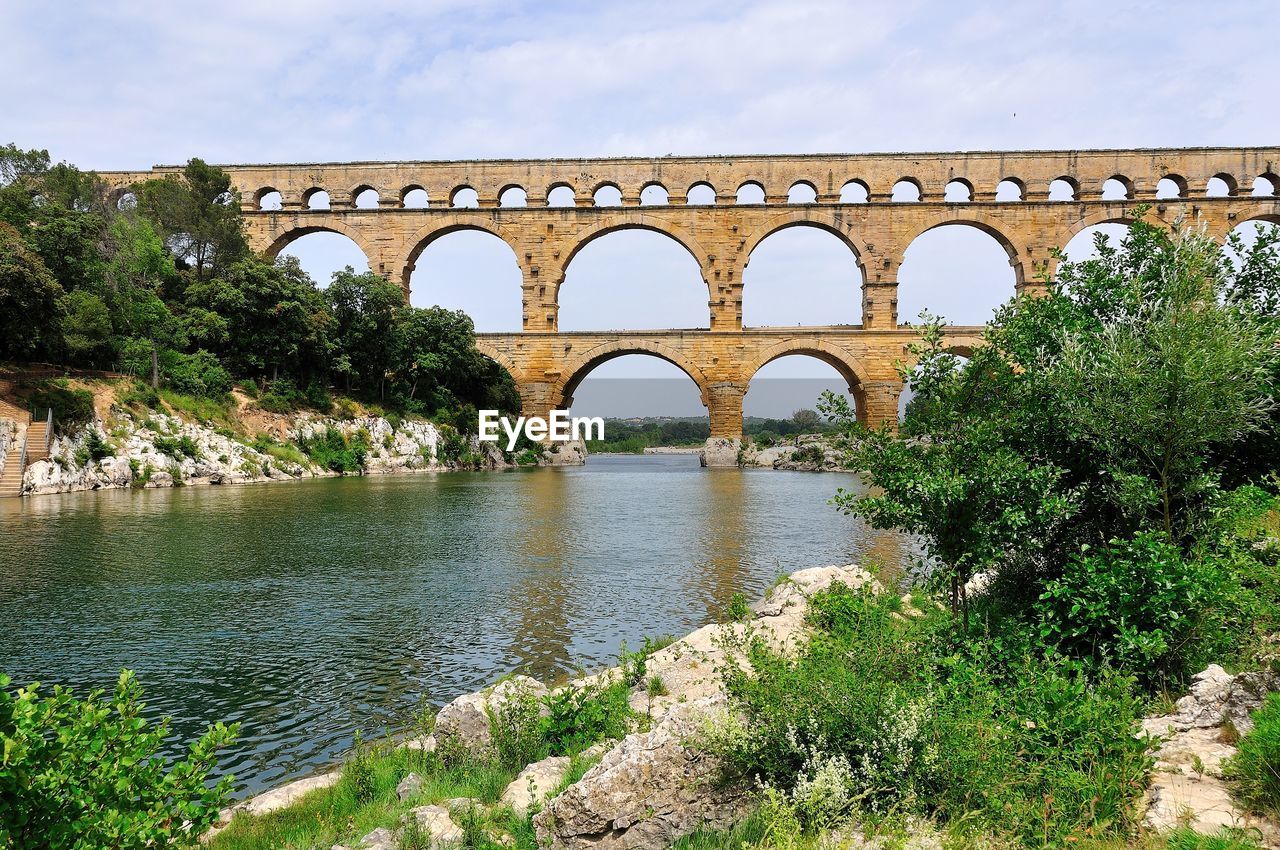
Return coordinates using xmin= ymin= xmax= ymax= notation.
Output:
xmin=1156 ymin=176 xmax=1186 ymax=199
xmin=995 ymin=179 xmax=1024 ymax=201
xmin=558 ymin=229 xmax=707 ymax=331
xmin=305 ymin=189 xmax=330 ymax=210
xmin=547 ymin=185 xmax=576 ymax=207
xmin=891 ymin=180 xmax=921 ymax=202
xmin=897 ymin=223 xmax=1017 ymax=326
xmin=745 ymin=355 xmax=859 ymax=430
xmin=1205 ymin=176 xmax=1235 ymax=198
xmin=787 ymin=182 xmax=817 ymax=204
xmin=277 ymin=231 xmax=369 ymax=288
xmin=1101 ymin=177 xmax=1132 ymax=201
xmin=944 ymin=180 xmax=972 ymax=203
xmin=1252 ymin=175 xmax=1279 ymax=198
xmin=1048 ymin=178 xmax=1078 ymax=201
xmin=1057 ymin=222 xmax=1131 ymax=267
xmin=116 ymin=192 xmax=138 ymax=211
xmin=593 ymin=184 xmax=622 ymax=207
xmin=686 ymin=183 xmax=715 ymax=205
xmin=566 ymin=354 xmax=709 ymax=426
xmin=402 ymin=187 xmax=429 ymax=208
xmin=640 ymin=184 xmax=669 ymax=206
xmin=256 ymin=188 xmax=282 ymax=211
xmin=736 ymin=182 xmax=765 ymax=204
xmin=354 ymin=188 xmax=380 ymax=209
xmin=499 ymin=186 xmax=528 ymax=208
xmin=743 ymin=226 xmax=862 ymax=327
xmin=407 ymin=229 xmax=522 ymax=332
xmin=451 ymin=187 xmax=479 ymax=209
xmin=839 ymin=181 xmax=869 ymax=203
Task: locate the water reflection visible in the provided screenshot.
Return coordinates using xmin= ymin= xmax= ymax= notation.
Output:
xmin=0 ymin=456 xmax=914 ymax=796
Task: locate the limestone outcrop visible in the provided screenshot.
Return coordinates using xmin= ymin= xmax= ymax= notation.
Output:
xmin=501 ymin=755 xmax=572 ymax=816
xmin=534 ymin=695 xmax=749 ymax=850
xmin=433 ymin=675 xmax=550 ymax=761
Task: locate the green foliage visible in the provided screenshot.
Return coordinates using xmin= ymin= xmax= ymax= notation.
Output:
xmin=1225 ymin=693 xmax=1280 ymax=815
xmin=0 ymin=669 xmax=238 ymax=849
xmin=344 ymin=731 xmax=378 ymax=804
xmin=298 ymin=425 xmax=367 ymax=473
xmin=250 ymin=434 xmax=308 ymax=468
xmin=1037 ymin=532 xmax=1240 ymax=686
xmin=74 ymin=429 xmax=113 ymax=467
xmin=715 ymin=582 xmax=1151 ymax=846
xmin=159 ymin=348 xmax=232 ymax=398
xmin=727 ymin=592 xmax=752 ymax=622
xmin=486 ymin=682 xmax=549 ymax=771
xmin=540 ymin=679 xmax=632 ymax=756
xmin=26 ymin=381 xmax=95 ymax=429
xmin=0 ymin=222 xmax=65 ymax=359
xmin=153 ymin=433 xmax=199 ymax=459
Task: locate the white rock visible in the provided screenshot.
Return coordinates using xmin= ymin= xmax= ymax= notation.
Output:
xmin=500 ymin=755 xmax=571 ymax=816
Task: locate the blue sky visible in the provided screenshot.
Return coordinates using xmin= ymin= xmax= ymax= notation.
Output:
xmin=4 ymin=0 xmax=1276 ymax=414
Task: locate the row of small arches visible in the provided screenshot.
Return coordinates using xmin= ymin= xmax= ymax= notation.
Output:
xmin=243 ymin=172 xmax=1280 ymax=212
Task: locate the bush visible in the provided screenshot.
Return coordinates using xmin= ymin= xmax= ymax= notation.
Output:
xmin=73 ymin=428 xmax=113 ymax=467
xmin=153 ymin=433 xmax=199 ymax=459
xmin=298 ymin=426 xmax=366 ymax=473
xmin=0 ymin=670 xmax=237 ymax=848
xmin=486 ymin=681 xmax=548 ymax=771
xmin=540 ymin=679 xmax=632 ymax=756
xmin=1036 ymin=532 xmax=1240 ymax=687
xmin=160 ymin=348 xmax=232 ymax=399
xmin=715 ymin=582 xmax=1151 ymax=845
xmin=26 ymin=381 xmax=94 ymax=430
xmin=1225 ymin=693 xmax=1280 ymax=815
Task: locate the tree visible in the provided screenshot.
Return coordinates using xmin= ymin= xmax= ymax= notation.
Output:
xmin=60 ymin=290 xmax=113 ymax=366
xmin=791 ymin=408 xmax=821 ymax=431
xmin=826 ymin=214 xmax=1280 ymax=622
xmin=326 ymin=268 xmax=403 ymax=396
xmin=137 ymin=158 xmax=246 ymax=281
xmin=0 ymin=222 xmax=64 ymax=359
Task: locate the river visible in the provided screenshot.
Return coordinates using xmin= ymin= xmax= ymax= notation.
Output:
xmin=0 ymin=454 xmax=911 ymax=796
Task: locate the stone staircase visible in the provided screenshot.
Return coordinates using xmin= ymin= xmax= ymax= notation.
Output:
xmin=0 ymin=402 xmax=51 ymax=498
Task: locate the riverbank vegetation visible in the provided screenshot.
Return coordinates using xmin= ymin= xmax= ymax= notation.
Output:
xmin=584 ymin=413 xmax=832 ymax=453
xmin=0 ymin=143 xmax=517 ymax=433
xmin=705 ymin=214 xmax=1280 ymax=846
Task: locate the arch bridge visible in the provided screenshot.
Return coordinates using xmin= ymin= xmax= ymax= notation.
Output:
xmin=100 ymin=147 xmax=1280 ymax=463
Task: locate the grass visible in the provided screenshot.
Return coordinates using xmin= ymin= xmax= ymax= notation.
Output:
xmin=209 ymin=743 xmax=517 ymax=850
xmin=250 ymin=434 xmax=310 ymax=468
xmin=158 ymin=387 xmax=236 ymax=426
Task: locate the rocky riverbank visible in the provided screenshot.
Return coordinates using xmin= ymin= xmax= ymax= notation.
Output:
xmin=210 ymin=563 xmax=1280 ymax=850
xmin=735 ymin=434 xmax=855 ymax=471
xmin=9 ymin=381 xmax=586 ymax=498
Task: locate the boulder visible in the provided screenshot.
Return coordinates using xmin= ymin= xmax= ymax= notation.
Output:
xmin=397 ymin=772 xmax=425 ymax=802
xmin=411 ymin=804 xmax=465 ymax=844
xmin=501 ymin=755 xmax=571 ymax=816
xmin=360 ymin=826 xmax=396 ymax=849
xmin=434 ymin=676 xmax=549 ymax=760
xmin=534 ymin=695 xmax=751 ymax=850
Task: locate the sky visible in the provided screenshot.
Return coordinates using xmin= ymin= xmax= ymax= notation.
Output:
xmin=4 ymin=0 xmax=1276 ymax=416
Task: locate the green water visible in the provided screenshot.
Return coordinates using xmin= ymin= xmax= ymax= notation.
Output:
xmin=0 ymin=454 xmax=909 ymax=796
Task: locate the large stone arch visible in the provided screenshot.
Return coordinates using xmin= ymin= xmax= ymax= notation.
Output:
xmin=901 ymin=213 xmax=1025 ymax=286
xmin=399 ymin=214 xmax=526 ymax=294
xmin=261 ymin=220 xmax=378 ymax=267
xmin=741 ymin=338 xmax=872 ymax=391
xmin=739 ymin=210 xmax=870 ymax=267
xmin=553 ymin=339 xmax=711 ymax=409
xmin=553 ymin=215 xmax=716 ymax=314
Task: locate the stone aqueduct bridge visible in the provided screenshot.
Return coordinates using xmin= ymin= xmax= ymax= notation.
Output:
xmin=102 ymin=148 xmax=1280 ymax=456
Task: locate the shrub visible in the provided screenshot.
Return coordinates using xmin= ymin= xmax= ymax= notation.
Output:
xmin=160 ymin=349 xmax=232 ymax=398
xmin=298 ymin=426 xmax=366 ymax=474
xmin=343 ymin=731 xmax=378 ymax=804
xmin=1225 ymin=693 xmax=1280 ymax=815
xmin=26 ymin=381 xmax=94 ymax=430
xmin=153 ymin=433 xmax=199 ymax=459
xmin=0 ymin=670 xmax=237 ymax=848
xmin=486 ymin=682 xmax=548 ymax=771
xmin=540 ymin=679 xmax=632 ymax=756
xmin=117 ymin=380 xmax=161 ymax=410
xmin=715 ymin=582 xmax=1151 ymax=844
xmin=1036 ymin=532 xmax=1240 ymax=687
xmin=73 ymin=428 xmax=113 ymax=467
